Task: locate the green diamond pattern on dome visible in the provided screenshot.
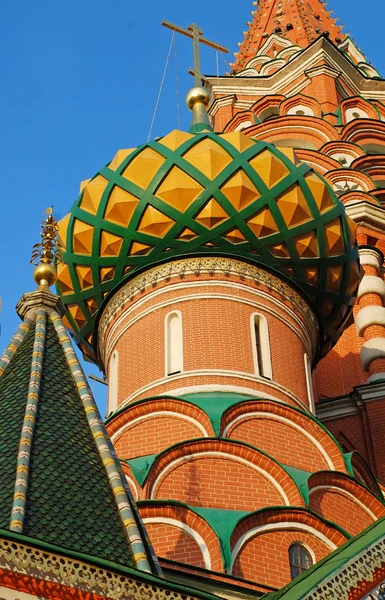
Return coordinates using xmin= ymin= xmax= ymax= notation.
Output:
xmin=56 ymin=130 xmax=360 ymax=361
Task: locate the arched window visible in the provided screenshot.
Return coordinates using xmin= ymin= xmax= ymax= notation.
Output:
xmin=289 ymin=543 xmax=313 ymax=579
xmin=165 ymin=311 xmax=183 ymax=376
xmin=304 ymin=353 xmax=315 ymax=414
xmin=251 ymin=313 xmax=272 ymax=380
xmin=108 ymin=350 xmax=119 ymax=414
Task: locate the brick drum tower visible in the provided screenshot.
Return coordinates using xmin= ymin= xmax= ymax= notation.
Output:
xmin=2 ymin=1 xmax=385 ymax=599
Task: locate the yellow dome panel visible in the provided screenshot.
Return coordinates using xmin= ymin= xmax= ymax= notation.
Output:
xmin=177 ymin=228 xmax=197 ymax=241
xmin=220 ymin=131 xmax=256 ymax=152
xmin=73 ymin=220 xmax=94 ymax=255
xmin=100 ymin=231 xmax=123 ymax=257
xmin=86 ymin=297 xmax=98 ymax=316
xmin=68 ymin=304 xmax=87 ymax=328
xmin=269 ymin=242 xmax=289 ymax=257
xmin=137 ymin=205 xmax=174 ymax=237
xmin=122 ymin=148 xmax=166 ymax=189
xmin=195 ymin=198 xmax=229 ymax=229
xmin=76 ymin=265 xmax=93 ymax=290
xmin=129 ymin=242 xmax=153 ymax=256
xmin=325 ymin=218 xmax=345 ymax=255
xmin=247 ymin=207 xmax=278 ymax=238
xmin=80 ymin=175 xmax=108 ymax=215
xmin=183 ymin=138 xmax=232 ymax=180
xmin=294 ymin=231 xmax=318 ymax=258
xmin=221 ymin=170 xmax=260 ymax=210
xmin=249 ymin=150 xmax=290 ymax=189
xmin=58 ymin=214 xmax=70 ymax=249
xmin=160 ymin=130 xmax=194 ymax=151
xmin=277 ymin=184 xmax=312 ymax=228
xmin=156 ymin=166 xmax=203 ymax=212
xmin=304 ymin=267 xmax=319 ymax=286
xmin=305 ymin=173 xmax=334 ymax=213
xmin=57 ymin=263 xmax=74 ymax=294
xmin=223 ymin=228 xmax=247 ymax=244
xmin=327 ymin=265 xmax=344 ymax=292
xmin=100 ymin=266 xmax=115 ymax=283
xmin=104 ymin=186 xmax=139 ymax=227
xmin=109 ymin=149 xmax=135 ymax=171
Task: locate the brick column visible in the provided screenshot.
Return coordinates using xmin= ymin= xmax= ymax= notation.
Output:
xmin=356 ymin=247 xmax=385 ymax=383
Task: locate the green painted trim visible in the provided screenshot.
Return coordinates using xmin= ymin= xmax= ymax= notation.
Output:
xmin=266 ymin=516 xmax=385 ymax=599
xmin=0 ymin=526 xmax=219 ymax=600
xmin=282 ymin=465 xmax=311 ymax=505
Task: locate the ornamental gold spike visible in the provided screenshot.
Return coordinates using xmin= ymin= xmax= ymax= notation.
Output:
xmin=31 ymin=207 xmax=62 ymax=288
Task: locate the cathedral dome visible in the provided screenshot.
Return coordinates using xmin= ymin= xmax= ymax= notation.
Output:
xmin=56 ymin=129 xmax=360 ymax=362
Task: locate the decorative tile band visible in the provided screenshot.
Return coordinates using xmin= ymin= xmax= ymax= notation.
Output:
xmin=9 ymin=310 xmax=46 ymax=532
xmin=0 ymin=318 xmax=33 ymax=377
xmin=49 ymin=311 xmax=158 ymax=575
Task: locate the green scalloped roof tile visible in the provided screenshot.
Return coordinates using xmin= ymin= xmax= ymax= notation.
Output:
xmin=282 ymin=465 xmax=312 ymax=505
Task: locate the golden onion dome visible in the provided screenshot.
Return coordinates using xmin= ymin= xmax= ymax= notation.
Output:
xmin=56 ymin=129 xmax=360 ymax=362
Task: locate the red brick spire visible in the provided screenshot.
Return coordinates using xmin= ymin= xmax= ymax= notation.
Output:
xmin=232 ymin=0 xmax=345 ymax=72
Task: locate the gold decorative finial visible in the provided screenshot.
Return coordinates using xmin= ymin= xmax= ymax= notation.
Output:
xmin=30 ymin=208 xmax=62 ymax=288
xmin=185 ymin=86 xmax=212 ymax=130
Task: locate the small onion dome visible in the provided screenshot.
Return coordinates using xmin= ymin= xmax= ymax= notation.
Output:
xmin=56 ymin=129 xmax=360 ymax=362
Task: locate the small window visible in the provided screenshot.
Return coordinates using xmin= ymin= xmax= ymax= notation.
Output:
xmin=165 ymin=311 xmax=183 ymax=376
xmin=108 ymin=350 xmax=119 ymax=414
xmin=304 ymin=353 xmax=315 ymax=414
xmin=251 ymin=314 xmax=272 ymax=380
xmin=289 ymin=544 xmax=313 ymax=579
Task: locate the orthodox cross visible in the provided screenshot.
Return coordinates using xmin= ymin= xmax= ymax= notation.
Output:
xmin=162 ymin=20 xmax=228 ymax=86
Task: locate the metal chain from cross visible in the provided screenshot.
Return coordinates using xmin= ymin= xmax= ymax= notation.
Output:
xmin=162 ymin=20 xmax=228 ymax=86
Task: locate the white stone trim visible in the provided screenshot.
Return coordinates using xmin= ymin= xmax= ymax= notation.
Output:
xmin=120 ymin=369 xmax=308 ymax=412
xmin=142 ymin=517 xmax=211 ymax=570
xmin=111 ymin=411 xmax=209 ymax=443
xmin=309 ymin=485 xmax=377 ymax=521
xmin=165 ymin=310 xmax=184 ymax=377
xmin=304 ymin=353 xmax=315 ymax=415
xmin=149 ymin=451 xmax=291 ymax=506
xmin=357 ymin=276 xmax=385 ymax=301
xmin=345 ymin=202 xmax=385 ymax=234
xmin=361 ymin=338 xmax=385 ymax=371
xmin=358 ymin=248 xmax=383 ymax=270
xmin=250 ymin=312 xmax=273 ymax=380
xmin=125 ymin=475 xmax=138 ymax=501
xmin=356 ymin=306 xmax=385 ymax=336
xmin=108 ymin=350 xmax=119 ymax=414
xmin=230 ymin=522 xmax=337 ymax=573
xmin=367 ymin=372 xmax=385 ymax=383
xmin=223 ymin=412 xmax=334 ymax=470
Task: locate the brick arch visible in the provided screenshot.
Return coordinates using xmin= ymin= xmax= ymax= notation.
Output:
xmin=107 ymin=397 xmax=214 ymax=458
xmin=350 ymin=451 xmax=382 ymax=497
xmin=351 ymin=155 xmax=385 ymax=187
xmin=340 ymin=97 xmax=379 ymax=125
xmin=230 ymin=508 xmax=348 ymax=588
xmin=339 ymin=190 xmax=380 ymax=206
xmin=294 ymin=149 xmax=341 ymax=174
xmin=222 ymin=111 xmax=255 ymax=133
xmin=139 ymin=502 xmax=223 ymax=572
xmin=320 ymin=141 xmax=365 ymax=160
xmin=220 ymin=400 xmax=346 ymax=473
xmin=280 ymin=95 xmax=322 ymax=118
xmin=120 ymin=461 xmax=140 ymax=501
xmin=249 ymin=95 xmax=286 ymax=122
xmin=325 ymin=168 xmax=375 ymax=193
xmin=144 ymin=439 xmax=304 ymax=510
xmin=341 ymin=119 xmax=385 ymax=148
xmin=308 ymin=471 xmax=385 ymax=536
xmin=247 ymin=116 xmax=339 ymax=149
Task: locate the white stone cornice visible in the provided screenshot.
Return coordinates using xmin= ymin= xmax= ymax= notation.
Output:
xmin=356 ymin=305 xmax=385 ymax=336
xmin=358 ymin=247 xmax=383 ymax=270
xmin=344 ymin=202 xmax=385 ymax=233
xmin=357 ymin=275 xmax=385 ymax=300
xmin=361 ymin=338 xmax=385 ymax=370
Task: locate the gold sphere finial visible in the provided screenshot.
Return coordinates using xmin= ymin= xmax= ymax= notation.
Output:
xmin=33 ymin=263 xmax=57 ymax=288
xmin=185 ymin=86 xmax=211 ymax=110
xmin=30 ymin=207 xmax=62 ymax=289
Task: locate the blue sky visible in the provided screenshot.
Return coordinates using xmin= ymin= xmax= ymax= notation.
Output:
xmin=1 ymin=0 xmax=384 ymax=414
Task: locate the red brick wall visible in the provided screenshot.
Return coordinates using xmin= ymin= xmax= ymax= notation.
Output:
xmin=232 ymin=530 xmax=330 ymax=588
xmin=151 ymin=456 xmax=286 ymax=511
xmin=114 ymin=416 xmax=204 ymax=459
xmin=145 ymin=523 xmax=206 ymax=569
xmin=309 ymin=489 xmax=374 ymax=536
xmin=227 ymin=417 xmax=330 ymax=472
